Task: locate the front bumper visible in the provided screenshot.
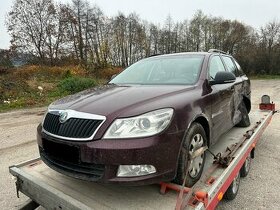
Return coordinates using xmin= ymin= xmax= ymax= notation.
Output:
xmin=37 ymin=124 xmax=184 ymax=185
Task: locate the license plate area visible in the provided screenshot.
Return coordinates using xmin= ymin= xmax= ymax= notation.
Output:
xmin=42 ymin=139 xmax=80 ymax=164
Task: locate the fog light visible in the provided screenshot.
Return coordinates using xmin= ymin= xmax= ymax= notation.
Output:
xmin=117 ymin=165 xmax=156 ymax=177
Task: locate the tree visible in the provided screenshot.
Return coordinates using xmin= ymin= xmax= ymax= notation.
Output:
xmin=6 ymin=1 xmax=280 ymax=75
xmin=6 ymin=0 xmax=60 ymax=63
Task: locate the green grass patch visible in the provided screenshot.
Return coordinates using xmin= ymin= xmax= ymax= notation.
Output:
xmin=0 ymin=64 xmax=112 ymax=112
xmin=58 ymin=77 xmax=97 ymax=94
xmin=0 ymin=74 xmax=103 ymax=113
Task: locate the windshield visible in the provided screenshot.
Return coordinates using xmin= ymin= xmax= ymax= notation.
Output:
xmin=110 ymin=55 xmax=205 ymax=85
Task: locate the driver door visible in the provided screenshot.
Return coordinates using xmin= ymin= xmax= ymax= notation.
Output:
xmin=208 ymin=55 xmax=235 ymax=142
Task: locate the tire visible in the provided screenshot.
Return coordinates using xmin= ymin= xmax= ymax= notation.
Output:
xmin=240 ymin=154 xmax=251 ymax=177
xmin=224 ymin=171 xmax=241 ymax=200
xmin=236 ymin=101 xmax=250 ymax=127
xmin=174 ymin=123 xmax=207 ymax=187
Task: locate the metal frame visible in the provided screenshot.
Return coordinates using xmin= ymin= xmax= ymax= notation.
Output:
xmin=159 ymin=109 xmax=275 ymax=210
xmin=200 ymin=111 xmax=273 ymax=209
xmin=9 ymin=165 xmax=92 ymax=210
xmin=8 ymin=104 xmax=277 ymax=210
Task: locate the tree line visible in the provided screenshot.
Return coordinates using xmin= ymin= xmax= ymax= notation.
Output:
xmin=5 ymin=0 xmax=280 ymax=75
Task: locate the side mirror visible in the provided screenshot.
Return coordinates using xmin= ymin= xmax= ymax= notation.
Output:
xmin=209 ymin=71 xmax=236 ymax=85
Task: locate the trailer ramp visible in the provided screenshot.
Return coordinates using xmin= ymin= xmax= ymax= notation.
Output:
xmin=9 ymin=108 xmax=276 ymax=210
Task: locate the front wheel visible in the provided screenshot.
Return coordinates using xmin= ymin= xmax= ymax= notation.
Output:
xmin=174 ymin=123 xmax=207 ymax=187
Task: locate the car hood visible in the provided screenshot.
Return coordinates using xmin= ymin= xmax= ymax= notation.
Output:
xmin=49 ymin=84 xmax=195 ymax=117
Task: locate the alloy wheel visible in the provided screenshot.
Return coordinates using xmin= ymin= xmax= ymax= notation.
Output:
xmin=188 ymin=134 xmax=204 ymax=178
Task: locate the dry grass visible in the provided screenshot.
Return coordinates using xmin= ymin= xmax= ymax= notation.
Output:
xmin=0 ymin=65 xmax=121 ymax=112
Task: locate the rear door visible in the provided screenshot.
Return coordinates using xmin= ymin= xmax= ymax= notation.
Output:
xmin=233 ymin=59 xmax=251 ymax=100
xmin=208 ymin=55 xmax=235 ymax=142
xmin=221 ymin=55 xmax=243 ymax=125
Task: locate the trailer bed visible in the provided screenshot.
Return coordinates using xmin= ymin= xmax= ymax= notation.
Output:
xmin=9 ymin=109 xmax=274 ymax=210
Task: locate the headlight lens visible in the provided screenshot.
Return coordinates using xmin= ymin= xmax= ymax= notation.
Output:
xmin=104 ymin=108 xmax=174 ymax=139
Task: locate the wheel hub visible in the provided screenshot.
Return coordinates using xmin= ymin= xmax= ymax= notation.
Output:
xmin=188 ymin=134 xmax=204 ymax=178
xmin=231 ymin=173 xmax=240 ymax=194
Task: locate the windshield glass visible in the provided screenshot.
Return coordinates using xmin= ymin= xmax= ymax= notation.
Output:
xmin=110 ymin=55 xmax=205 ymax=85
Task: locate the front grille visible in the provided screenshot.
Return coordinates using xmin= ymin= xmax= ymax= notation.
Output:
xmin=43 ymin=113 xmax=102 ymax=139
xmin=41 ymin=139 xmax=105 ymax=180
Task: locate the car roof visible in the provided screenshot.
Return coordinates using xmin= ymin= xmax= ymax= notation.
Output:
xmin=148 ymin=51 xmax=231 ymax=59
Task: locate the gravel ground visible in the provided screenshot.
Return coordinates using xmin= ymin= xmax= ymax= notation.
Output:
xmin=0 ymin=80 xmax=279 ymax=210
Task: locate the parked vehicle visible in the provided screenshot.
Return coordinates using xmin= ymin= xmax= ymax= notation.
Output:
xmin=37 ymin=50 xmax=251 ymax=187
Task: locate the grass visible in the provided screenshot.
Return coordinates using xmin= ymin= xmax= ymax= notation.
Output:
xmin=0 ymin=65 xmax=120 ymax=112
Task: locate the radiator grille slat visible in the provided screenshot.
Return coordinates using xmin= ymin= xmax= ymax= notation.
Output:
xmin=43 ymin=113 xmax=103 ymax=139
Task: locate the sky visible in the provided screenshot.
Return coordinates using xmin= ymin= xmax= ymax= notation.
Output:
xmin=1 ymin=0 xmax=280 ymax=49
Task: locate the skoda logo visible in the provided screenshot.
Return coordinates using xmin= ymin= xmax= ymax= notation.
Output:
xmin=59 ymin=111 xmax=68 ymax=123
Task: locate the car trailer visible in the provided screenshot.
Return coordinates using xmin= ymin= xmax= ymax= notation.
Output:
xmin=9 ymin=95 xmax=278 ymax=210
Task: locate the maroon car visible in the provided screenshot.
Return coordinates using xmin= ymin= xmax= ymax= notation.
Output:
xmin=37 ymin=50 xmax=251 ymax=187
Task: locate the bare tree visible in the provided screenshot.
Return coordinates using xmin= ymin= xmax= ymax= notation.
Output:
xmin=6 ymin=0 xmax=58 ymax=62
xmin=6 ymin=1 xmax=280 ymax=75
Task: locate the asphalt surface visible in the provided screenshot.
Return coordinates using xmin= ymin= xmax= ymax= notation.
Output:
xmin=0 ymin=80 xmax=279 ymax=210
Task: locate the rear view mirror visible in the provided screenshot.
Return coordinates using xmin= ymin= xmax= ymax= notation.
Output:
xmin=210 ymin=71 xmax=236 ymax=85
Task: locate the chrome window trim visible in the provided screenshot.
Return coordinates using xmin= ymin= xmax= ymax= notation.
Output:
xmin=42 ymin=109 xmax=106 ymax=141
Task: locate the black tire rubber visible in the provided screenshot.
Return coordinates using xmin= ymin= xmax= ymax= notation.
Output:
xmin=174 ymin=123 xmax=207 ymax=187
xmin=240 ymin=155 xmax=251 ymax=177
xmin=224 ymin=172 xmax=241 ymax=200
xmin=236 ymin=101 xmax=250 ymax=127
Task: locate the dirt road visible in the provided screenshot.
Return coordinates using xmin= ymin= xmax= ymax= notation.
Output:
xmin=1 ymin=80 xmax=279 ymax=210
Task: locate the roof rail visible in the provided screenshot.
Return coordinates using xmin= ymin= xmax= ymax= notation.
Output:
xmin=208 ymin=49 xmax=228 ymax=54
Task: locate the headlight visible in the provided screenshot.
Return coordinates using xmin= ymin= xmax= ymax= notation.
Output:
xmin=104 ymin=108 xmax=174 ymax=139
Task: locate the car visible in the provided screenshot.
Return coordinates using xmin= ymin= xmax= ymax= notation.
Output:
xmin=37 ymin=49 xmax=251 ymax=187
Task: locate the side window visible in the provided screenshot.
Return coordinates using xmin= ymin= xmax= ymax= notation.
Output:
xmin=209 ymin=56 xmax=226 ymax=79
xmin=222 ymin=56 xmax=239 ymax=76
xmin=233 ymin=59 xmax=245 ymax=76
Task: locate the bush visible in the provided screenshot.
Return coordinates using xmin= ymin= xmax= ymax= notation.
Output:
xmin=97 ymin=66 xmax=123 ymax=79
xmin=58 ymin=77 xmax=97 ymax=94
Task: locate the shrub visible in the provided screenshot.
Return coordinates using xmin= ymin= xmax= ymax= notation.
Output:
xmin=58 ymin=77 xmax=97 ymax=94
xmin=97 ymin=66 xmax=123 ymax=80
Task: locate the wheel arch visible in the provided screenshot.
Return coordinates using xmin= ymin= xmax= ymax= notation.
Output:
xmin=243 ymin=95 xmax=251 ymax=113
xmin=174 ymin=113 xmax=210 ymax=186
xmin=192 ymin=115 xmax=210 ymax=147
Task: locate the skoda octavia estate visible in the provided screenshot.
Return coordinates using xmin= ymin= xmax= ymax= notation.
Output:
xmin=37 ymin=50 xmax=251 ymax=187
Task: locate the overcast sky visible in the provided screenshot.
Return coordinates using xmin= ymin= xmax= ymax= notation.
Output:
xmin=1 ymin=0 xmax=280 ymax=49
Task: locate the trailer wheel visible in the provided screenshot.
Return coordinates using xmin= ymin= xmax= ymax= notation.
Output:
xmin=174 ymin=123 xmax=207 ymax=187
xmin=240 ymin=155 xmax=251 ymax=177
xmin=224 ymin=172 xmax=240 ymax=200
xmin=236 ymin=101 xmax=250 ymax=127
